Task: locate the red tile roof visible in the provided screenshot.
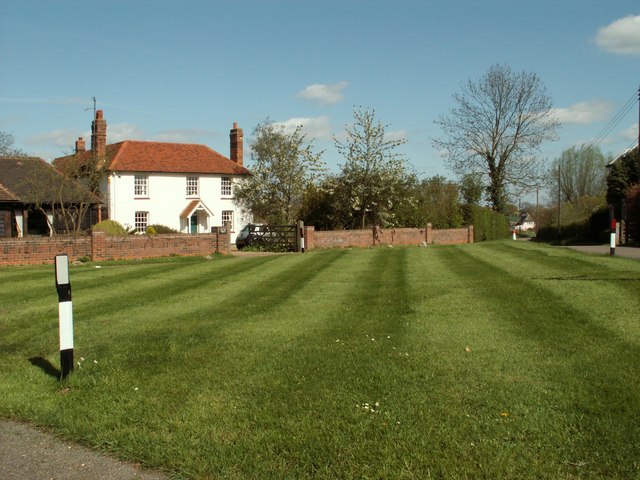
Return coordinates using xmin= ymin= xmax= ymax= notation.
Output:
xmin=111 ymin=141 xmax=251 ymax=175
xmin=54 ymin=141 xmax=251 ymax=176
xmin=179 ymin=199 xmax=214 ymax=219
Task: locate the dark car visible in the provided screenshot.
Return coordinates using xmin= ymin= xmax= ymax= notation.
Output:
xmin=235 ymin=224 xmax=266 ymax=249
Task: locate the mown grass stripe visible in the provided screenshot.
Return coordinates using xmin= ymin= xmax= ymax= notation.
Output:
xmin=438 ymin=245 xmax=640 ymax=478
xmin=2 ymin=245 xmax=640 ymax=479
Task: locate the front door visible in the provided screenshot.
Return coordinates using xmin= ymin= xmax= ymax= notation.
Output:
xmin=190 ymin=214 xmax=198 ymax=234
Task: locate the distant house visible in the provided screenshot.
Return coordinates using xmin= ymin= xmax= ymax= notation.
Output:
xmin=55 ymin=110 xmax=252 ymax=242
xmin=0 ymin=156 xmax=98 ymax=237
xmin=606 ymin=144 xmax=638 ymax=243
xmin=515 ymin=212 xmax=535 ymax=232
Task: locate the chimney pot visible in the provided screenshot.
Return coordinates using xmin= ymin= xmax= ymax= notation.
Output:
xmin=230 ymin=123 xmax=243 ymax=167
xmin=75 ymin=136 xmax=86 ymax=153
xmin=91 ymin=110 xmax=107 ymax=158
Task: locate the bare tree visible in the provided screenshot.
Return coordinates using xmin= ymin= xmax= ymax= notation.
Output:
xmin=434 ymin=64 xmax=559 ymax=213
xmin=21 ymin=152 xmax=106 ymax=235
xmin=0 ymin=131 xmax=25 ymax=157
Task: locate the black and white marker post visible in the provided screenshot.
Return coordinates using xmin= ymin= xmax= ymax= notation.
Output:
xmin=55 ymin=255 xmax=74 ymax=379
xmin=610 ymin=218 xmax=617 ymax=257
xmin=297 ymin=220 xmax=305 ymax=253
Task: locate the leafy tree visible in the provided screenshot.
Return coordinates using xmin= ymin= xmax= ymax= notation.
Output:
xmin=235 ymin=120 xmax=324 ymax=225
xmin=334 ymin=106 xmax=409 ymax=228
xmin=434 ymin=64 xmax=559 ymax=213
xmin=460 ymin=172 xmax=484 ymax=205
xmin=299 ymin=176 xmax=350 ymax=230
xmin=0 ymin=131 xmax=25 ymax=156
xmin=548 ymin=145 xmax=608 ymax=207
xmin=414 ymin=175 xmax=463 ymax=228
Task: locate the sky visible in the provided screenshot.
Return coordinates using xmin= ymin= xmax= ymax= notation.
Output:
xmin=1 ymin=0 xmax=639 ymax=201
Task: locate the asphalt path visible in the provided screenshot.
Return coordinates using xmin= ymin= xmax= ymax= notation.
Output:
xmin=0 ymin=420 xmax=168 ymax=480
xmin=564 ymin=244 xmax=640 ymax=260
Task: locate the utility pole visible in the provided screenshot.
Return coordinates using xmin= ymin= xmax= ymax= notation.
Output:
xmin=557 ymin=161 xmax=561 ymax=240
xmin=536 ymin=185 xmax=540 ymax=235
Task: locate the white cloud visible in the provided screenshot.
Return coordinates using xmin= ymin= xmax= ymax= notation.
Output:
xmin=25 ymin=129 xmax=79 ymax=148
xmin=24 ymin=123 xmax=144 ymax=153
xmin=595 ymin=15 xmax=640 ymax=55
xmin=107 ymin=123 xmax=144 ymax=142
xmin=152 ymin=128 xmax=217 ymax=143
xmin=297 ymin=81 xmax=348 ymax=106
xmin=274 ymin=116 xmax=333 ymax=140
xmin=552 ymin=100 xmax=614 ymax=125
xmin=384 ymin=130 xmax=408 ymax=143
xmin=619 ymin=123 xmax=639 ymax=141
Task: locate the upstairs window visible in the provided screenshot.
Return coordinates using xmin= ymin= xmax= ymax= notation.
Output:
xmin=186 ymin=176 xmax=199 ymax=197
xmin=134 ymin=175 xmax=148 ymax=197
xmin=221 ymin=176 xmax=232 ymax=196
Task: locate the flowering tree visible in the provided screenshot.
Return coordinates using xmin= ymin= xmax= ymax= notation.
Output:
xmin=334 ymin=107 xmax=409 ymax=228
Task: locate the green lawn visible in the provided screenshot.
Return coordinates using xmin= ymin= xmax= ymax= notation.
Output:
xmin=1 ymin=242 xmax=640 ymax=479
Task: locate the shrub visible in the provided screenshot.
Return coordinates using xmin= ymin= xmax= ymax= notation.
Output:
xmin=535 ymin=206 xmax=609 ymax=244
xmin=148 ymin=224 xmax=179 ymax=234
xmin=92 ymin=220 xmax=128 ymax=236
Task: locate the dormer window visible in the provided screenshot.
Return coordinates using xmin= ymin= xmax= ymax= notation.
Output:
xmin=186 ymin=176 xmax=199 ymax=197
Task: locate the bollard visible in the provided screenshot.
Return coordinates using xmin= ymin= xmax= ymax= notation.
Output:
xmin=55 ymin=255 xmax=74 ymax=379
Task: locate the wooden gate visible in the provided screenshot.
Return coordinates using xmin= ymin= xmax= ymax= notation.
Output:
xmin=250 ymin=224 xmax=298 ymax=252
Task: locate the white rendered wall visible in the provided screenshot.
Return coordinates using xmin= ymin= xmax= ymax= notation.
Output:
xmin=107 ymin=172 xmax=250 ymax=243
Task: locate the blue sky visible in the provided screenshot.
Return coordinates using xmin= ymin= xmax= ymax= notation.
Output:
xmin=2 ymin=0 xmax=639 ymax=198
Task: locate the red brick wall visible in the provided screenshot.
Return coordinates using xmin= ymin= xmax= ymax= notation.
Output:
xmin=0 ymin=236 xmax=91 ymax=266
xmin=91 ymin=231 xmax=229 ymax=261
xmin=0 ymin=230 xmax=230 ymax=266
xmin=303 ymin=224 xmax=473 ymax=250
xmin=427 ymin=224 xmax=474 ymax=245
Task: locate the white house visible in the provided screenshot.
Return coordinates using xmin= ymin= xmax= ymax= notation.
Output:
xmin=515 ymin=212 xmax=536 ymax=232
xmin=56 ymin=110 xmax=252 ymax=243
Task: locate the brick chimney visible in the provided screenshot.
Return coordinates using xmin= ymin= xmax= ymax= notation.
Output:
xmin=75 ymin=137 xmax=86 ymax=153
xmin=230 ymin=122 xmax=243 ymax=166
xmin=91 ymin=109 xmax=107 ymax=158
